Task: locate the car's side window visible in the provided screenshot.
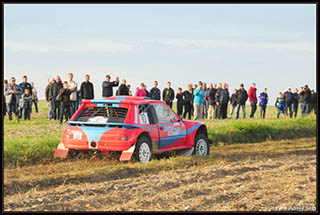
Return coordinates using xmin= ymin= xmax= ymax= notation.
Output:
xmin=153 ymin=103 xmax=177 ymax=123
xmin=139 ymin=104 xmax=158 ymax=125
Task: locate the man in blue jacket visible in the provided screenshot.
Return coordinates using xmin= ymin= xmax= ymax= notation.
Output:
xmin=193 ymin=81 xmax=205 ymax=120
xmin=258 ymin=88 xmax=269 ymax=119
xmin=4 ymin=77 xmax=23 ymax=122
xmin=150 ymin=81 xmax=161 ymax=100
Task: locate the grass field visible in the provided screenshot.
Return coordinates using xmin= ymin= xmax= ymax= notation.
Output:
xmin=3 ymin=100 xmax=317 ymax=167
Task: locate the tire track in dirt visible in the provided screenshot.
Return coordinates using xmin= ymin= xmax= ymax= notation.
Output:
xmin=4 ymin=148 xmax=316 ymax=211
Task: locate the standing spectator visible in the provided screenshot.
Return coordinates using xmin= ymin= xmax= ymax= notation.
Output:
xmin=283 ymin=88 xmax=294 ymax=118
xmin=292 ymin=88 xmax=299 ymax=118
xmin=258 ymin=88 xmax=268 ymax=119
xmin=49 ymin=76 xmax=63 ymax=120
xmin=182 ymin=84 xmax=193 ymax=120
xmin=58 ymin=81 xmax=72 ymax=124
xmin=304 ymin=85 xmax=312 ymax=115
xmin=4 ymin=77 xmax=23 ymax=122
xmin=30 ymin=82 xmax=38 ymax=113
xmin=162 ymin=82 xmax=175 ymax=108
xmin=67 ymin=73 xmax=78 ymax=116
xmin=191 ymin=84 xmax=197 ymax=118
xmin=117 ymin=79 xmax=129 ymax=96
xmin=135 ymin=83 xmax=147 ymax=97
xmin=145 ymin=84 xmax=151 ymax=98
xmin=215 ymin=83 xmax=223 ymax=118
xmin=275 ymin=92 xmax=285 ymax=118
xmin=202 ymin=82 xmax=209 ymax=119
xmin=3 ymin=80 xmax=8 ymax=118
xmin=235 ymin=83 xmax=248 ymax=119
xmin=150 ymin=81 xmax=161 ymax=100
xmin=217 ymin=83 xmax=229 ymax=119
xmin=229 ymin=88 xmax=238 ymax=119
xmin=20 ymin=88 xmax=32 ymax=120
xmin=46 ymin=78 xmax=55 ymax=120
xmin=176 ymin=87 xmax=184 ymax=116
xmin=193 ymin=81 xmax=205 ymax=120
xmin=248 ymin=83 xmax=257 ymax=118
xmin=207 ymin=83 xmax=217 ymax=119
xmin=19 ymin=75 xmax=32 ymax=96
xmin=80 ymin=74 xmax=94 ymax=100
xmin=299 ymin=86 xmax=307 ymax=117
xmin=310 ymin=90 xmax=317 ymax=115
xmin=127 ymin=84 xmax=132 ymax=96
xmin=102 ymin=75 xmax=119 ymax=98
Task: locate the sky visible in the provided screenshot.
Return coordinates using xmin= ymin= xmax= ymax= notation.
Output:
xmin=4 ymin=4 xmax=316 ymax=104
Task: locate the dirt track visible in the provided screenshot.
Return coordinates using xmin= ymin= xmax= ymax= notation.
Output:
xmin=4 ymin=138 xmax=317 ymax=212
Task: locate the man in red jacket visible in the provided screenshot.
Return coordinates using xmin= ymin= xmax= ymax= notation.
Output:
xmin=248 ymin=83 xmax=257 ymax=118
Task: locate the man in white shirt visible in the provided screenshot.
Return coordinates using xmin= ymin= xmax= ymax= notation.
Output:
xmin=67 ymin=73 xmax=78 ymax=116
xmin=30 ymin=82 xmax=38 ymax=113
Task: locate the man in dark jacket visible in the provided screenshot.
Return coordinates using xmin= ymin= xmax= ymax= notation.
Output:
xmin=150 ymin=81 xmax=161 ymax=100
xmin=235 ymin=83 xmax=248 ymax=119
xmin=292 ymin=88 xmax=299 ymax=118
xmin=117 ymin=79 xmax=129 ymax=96
xmin=207 ymin=83 xmax=217 ymax=119
xmin=46 ymin=78 xmax=55 ymax=120
xmin=58 ymin=81 xmax=72 ymax=124
xmin=310 ymin=90 xmax=317 ymax=115
xmin=229 ymin=88 xmax=238 ymax=119
xmin=49 ymin=76 xmax=63 ymax=120
xmin=283 ymin=88 xmax=294 ymax=118
xmin=298 ymin=87 xmax=307 ymax=117
xmin=4 ymin=77 xmax=23 ymax=122
xmin=80 ymin=74 xmax=94 ymax=100
xmin=182 ymin=84 xmax=193 ymax=120
xmin=215 ymin=83 xmax=223 ymax=118
xmin=217 ymin=83 xmax=229 ymax=119
xmin=162 ymin=81 xmax=175 ymax=108
xmin=304 ymin=85 xmax=312 ymax=115
xmin=19 ymin=75 xmax=32 ymax=96
xmin=102 ymin=75 xmax=119 ymax=98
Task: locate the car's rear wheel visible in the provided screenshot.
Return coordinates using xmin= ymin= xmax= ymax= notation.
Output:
xmin=193 ymin=133 xmax=210 ymax=156
xmin=134 ymin=136 xmax=152 ymax=163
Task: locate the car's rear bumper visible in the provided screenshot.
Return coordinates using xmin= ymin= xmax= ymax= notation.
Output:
xmin=62 ymin=139 xmax=135 ymax=151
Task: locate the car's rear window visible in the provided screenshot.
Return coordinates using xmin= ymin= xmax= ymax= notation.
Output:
xmin=76 ymin=105 xmax=128 ymax=123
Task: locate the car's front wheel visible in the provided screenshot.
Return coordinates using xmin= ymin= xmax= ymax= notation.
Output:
xmin=193 ymin=133 xmax=210 ymax=156
xmin=134 ymin=136 xmax=152 ymax=163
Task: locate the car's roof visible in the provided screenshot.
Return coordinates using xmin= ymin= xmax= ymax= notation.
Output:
xmin=82 ymin=96 xmax=163 ymax=105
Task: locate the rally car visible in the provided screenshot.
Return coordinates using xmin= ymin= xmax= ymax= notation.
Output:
xmin=54 ymin=96 xmax=210 ymax=163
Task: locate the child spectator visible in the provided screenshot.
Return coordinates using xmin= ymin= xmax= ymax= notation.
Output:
xmin=58 ymin=81 xmax=72 ymax=124
xmin=275 ymin=92 xmax=285 ymax=119
xmin=20 ymin=88 xmax=32 ymax=120
xmin=176 ymin=87 xmax=184 ymax=116
xmin=229 ymin=88 xmax=238 ymax=119
xmin=258 ymin=88 xmax=269 ymax=119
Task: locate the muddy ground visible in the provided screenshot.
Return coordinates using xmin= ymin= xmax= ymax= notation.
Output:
xmin=3 ymin=138 xmax=317 ymax=212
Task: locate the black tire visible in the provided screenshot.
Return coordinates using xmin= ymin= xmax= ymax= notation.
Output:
xmin=134 ymin=136 xmax=152 ymax=163
xmin=193 ymin=133 xmax=210 ymax=156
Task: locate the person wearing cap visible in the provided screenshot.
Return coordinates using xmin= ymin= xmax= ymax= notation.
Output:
xmin=102 ymin=75 xmax=119 ymax=98
xmin=117 ymin=79 xmax=129 ymax=96
xmin=5 ymin=77 xmax=23 ymax=122
xmin=80 ymin=74 xmax=94 ymax=100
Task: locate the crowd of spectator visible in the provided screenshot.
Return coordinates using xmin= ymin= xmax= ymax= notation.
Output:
xmin=3 ymin=74 xmax=317 ymax=123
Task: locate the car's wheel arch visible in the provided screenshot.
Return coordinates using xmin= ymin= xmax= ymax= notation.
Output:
xmin=135 ymin=131 xmax=152 ymax=151
xmin=194 ymin=124 xmax=208 ymax=143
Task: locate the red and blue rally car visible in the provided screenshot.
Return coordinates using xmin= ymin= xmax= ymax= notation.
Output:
xmin=54 ymin=96 xmax=210 ymax=163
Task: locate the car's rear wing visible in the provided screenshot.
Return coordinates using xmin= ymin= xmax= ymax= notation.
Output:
xmin=66 ymin=121 xmax=141 ymax=128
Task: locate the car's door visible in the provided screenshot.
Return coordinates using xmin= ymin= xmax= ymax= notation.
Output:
xmin=152 ymin=103 xmax=187 ymax=151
